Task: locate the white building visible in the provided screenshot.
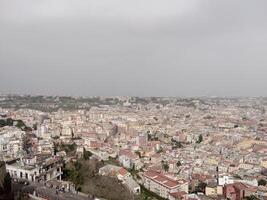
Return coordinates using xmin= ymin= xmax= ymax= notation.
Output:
xmin=125 ymin=176 xmax=140 ymax=194
xmin=143 ymin=170 xmax=188 ymax=199
xmin=118 ymin=149 xmax=143 ymax=170
xmin=0 ymin=127 xmax=25 ymax=160
xmin=6 ymin=156 xmax=62 ymax=183
xmin=218 ymin=175 xmax=234 ymax=186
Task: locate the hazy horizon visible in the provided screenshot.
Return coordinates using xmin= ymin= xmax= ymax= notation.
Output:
xmin=1 ymin=93 xmax=267 ymax=99
xmin=1 ymin=0 xmax=267 ymax=97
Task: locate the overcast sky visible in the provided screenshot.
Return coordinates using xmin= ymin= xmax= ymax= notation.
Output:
xmin=1 ymin=0 xmax=267 ymax=97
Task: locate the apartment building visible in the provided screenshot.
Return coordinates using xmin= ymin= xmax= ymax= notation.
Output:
xmin=143 ymin=170 xmax=188 ymax=199
xmin=6 ymin=155 xmax=62 ymax=183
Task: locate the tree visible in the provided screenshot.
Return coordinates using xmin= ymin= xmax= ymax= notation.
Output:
xmin=33 ymin=123 xmax=38 ymax=130
xmin=15 ymin=119 xmax=26 ymax=129
xmin=195 ymin=182 xmax=207 ymax=193
xmin=6 ymin=118 xmax=13 ymax=126
xmin=258 ymin=179 xmax=267 ymax=186
xmin=83 ymin=150 xmax=93 ymax=160
xmin=172 ymin=141 xmax=183 ymax=149
xmin=22 ymin=135 xmax=32 ymax=154
xmin=0 ymin=118 xmax=32 ymax=131
xmin=162 ymin=161 xmax=169 ymax=172
xmin=67 ymin=161 xmax=84 ymax=190
xmin=0 ymin=119 xmax=6 ymax=127
xmin=135 ymin=151 xmax=142 ymax=158
xmin=196 ymin=134 xmax=203 ymax=144
xmin=233 ymin=174 xmax=242 ymax=179
xmin=244 ymin=195 xmax=260 ymax=200
xmin=60 ymin=143 xmax=77 ymax=153
xmin=176 ymin=161 xmax=182 ymax=167
xmin=3 ymin=173 xmax=12 ymax=194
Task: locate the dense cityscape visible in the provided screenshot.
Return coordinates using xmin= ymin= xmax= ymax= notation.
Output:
xmin=1 ymin=95 xmax=267 ymax=200
xmin=1 ymin=0 xmax=267 ymax=199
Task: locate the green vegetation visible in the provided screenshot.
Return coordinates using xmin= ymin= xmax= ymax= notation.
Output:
xmin=176 ymin=161 xmax=182 ymax=167
xmin=60 ymin=143 xmax=77 ymax=153
xmin=195 ymin=182 xmax=207 ymax=193
xmin=196 ymin=134 xmax=203 ymax=144
xmin=104 ymin=156 xmax=120 ymax=166
xmin=0 ymin=118 xmax=31 ymax=131
xmin=0 ymin=119 xmax=5 ymax=127
xmin=129 ymin=168 xmax=141 ymax=180
xmin=171 ymin=139 xmax=183 ymax=149
xmin=161 ymin=161 xmax=169 ymax=172
xmin=63 ymin=161 xmax=84 ymax=191
xmin=244 ymin=195 xmax=260 ymax=200
xmin=233 ymin=174 xmax=242 ymax=179
xmin=6 ymin=118 xmax=13 ymax=126
xmin=63 ymin=158 xmax=134 ymax=200
xmin=22 ymin=134 xmax=32 ymax=154
xmin=33 ymin=123 xmax=38 ymax=130
xmin=0 ymin=95 xmax=126 ymax=112
xmin=0 ymin=162 xmax=12 ymax=197
xmin=54 ymin=143 xmax=77 ymax=156
xmin=258 ymin=179 xmax=267 ymax=186
xmin=52 ymin=136 xmax=60 ymax=140
xmin=83 ymin=149 xmax=93 ymax=160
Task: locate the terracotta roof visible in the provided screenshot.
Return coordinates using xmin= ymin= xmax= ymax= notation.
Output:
xmin=119 ymin=149 xmax=138 ymax=160
xmin=118 ymin=168 xmax=128 ymax=176
xmin=226 ymin=182 xmax=257 ymax=192
xmin=144 ymin=170 xmax=179 ymax=189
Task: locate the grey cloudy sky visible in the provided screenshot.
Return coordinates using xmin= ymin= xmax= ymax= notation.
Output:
xmin=1 ymin=0 xmax=267 ymax=97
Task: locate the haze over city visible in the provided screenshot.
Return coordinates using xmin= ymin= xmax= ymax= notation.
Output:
xmin=1 ymin=2 xmax=267 ymax=200
xmin=1 ymin=0 xmax=267 ymax=97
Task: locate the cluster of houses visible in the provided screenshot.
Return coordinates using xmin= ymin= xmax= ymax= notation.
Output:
xmin=1 ymin=97 xmax=267 ymax=200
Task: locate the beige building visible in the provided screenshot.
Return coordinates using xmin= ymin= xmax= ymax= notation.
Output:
xmin=143 ymin=170 xmax=188 ymax=199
